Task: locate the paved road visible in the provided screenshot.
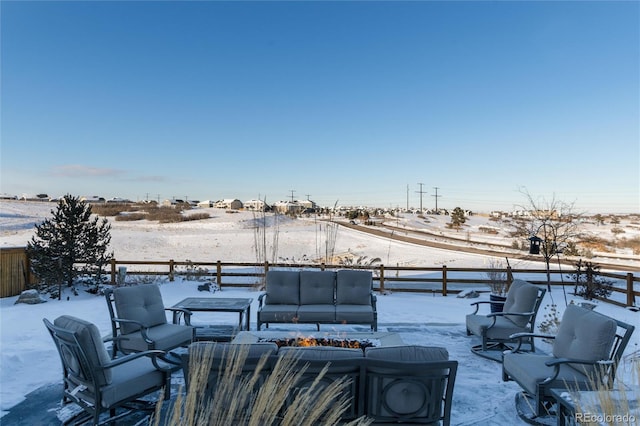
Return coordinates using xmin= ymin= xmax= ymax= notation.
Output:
xmin=338 ymin=221 xmax=639 ymax=272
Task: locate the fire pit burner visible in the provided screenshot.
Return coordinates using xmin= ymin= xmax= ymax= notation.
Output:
xmin=258 ymin=337 xmax=376 ymax=350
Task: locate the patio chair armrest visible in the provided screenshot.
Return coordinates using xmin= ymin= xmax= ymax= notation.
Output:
xmin=103 ymin=349 xmax=175 ymax=373
xmin=506 ymin=332 xmax=555 ymax=353
xmin=165 ymin=307 xmax=193 ymax=325
xmin=104 ymin=349 xmax=166 ymax=368
xmin=509 ymin=332 xmax=555 ymax=341
xmin=370 ymin=292 xmax=377 ymax=309
xmin=469 ymin=301 xmax=495 ymax=314
xmin=545 ymin=358 xmax=613 ymax=368
xmin=258 ymin=292 xmax=266 ymax=308
xmin=487 ymin=311 xmax=534 ymax=318
xmin=111 ymin=317 xmax=146 ymax=329
xmin=112 ymin=317 xmax=155 ymax=344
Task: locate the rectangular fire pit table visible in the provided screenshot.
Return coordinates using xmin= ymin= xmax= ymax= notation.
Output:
xmin=171 ymin=297 xmax=253 ymax=341
xmin=232 ymin=331 xmax=404 ymax=347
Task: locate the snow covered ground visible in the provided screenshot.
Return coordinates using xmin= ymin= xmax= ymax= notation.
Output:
xmin=0 ymin=200 xmax=638 ymax=425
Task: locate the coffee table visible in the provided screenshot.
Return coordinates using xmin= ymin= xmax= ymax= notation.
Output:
xmin=171 ymin=297 xmax=253 ymax=341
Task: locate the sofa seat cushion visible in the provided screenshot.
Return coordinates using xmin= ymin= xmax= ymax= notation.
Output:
xmin=300 ymin=271 xmax=336 ymax=305
xmin=336 ymin=270 xmax=372 ymax=305
xmin=335 ymin=305 xmax=374 ymax=323
xmin=100 ymin=356 xmax=166 ymax=408
xmin=296 ymin=305 xmax=336 ymax=322
xmin=118 ymin=323 xmax=194 ymax=353
xmin=265 ymin=271 xmax=300 ymax=305
xmin=503 ymin=352 xmax=591 ymax=395
xmin=552 ymin=304 xmax=617 ymax=376
xmin=465 ymin=314 xmax=525 ymax=340
xmin=258 ymin=305 xmax=300 ymax=323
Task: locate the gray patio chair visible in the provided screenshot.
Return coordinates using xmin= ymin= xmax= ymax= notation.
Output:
xmin=44 ymin=315 xmax=172 ymax=425
xmin=502 ymin=304 xmax=635 ymax=423
xmin=104 ymin=284 xmax=194 ymax=362
xmin=466 ymin=279 xmax=546 ymax=361
xmin=363 ymin=346 xmax=458 ymax=425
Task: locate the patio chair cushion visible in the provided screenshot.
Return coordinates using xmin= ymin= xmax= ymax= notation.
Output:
xmin=100 ymin=356 xmax=167 ymax=408
xmin=54 ymin=315 xmax=112 ymax=386
xmin=465 ymin=315 xmax=526 ymax=340
xmin=552 ymin=304 xmax=617 ymax=376
xmin=502 ymin=352 xmax=593 ymax=395
xmin=265 ymin=271 xmax=300 ymax=305
xmin=114 ymin=285 xmax=167 ymax=334
xmin=503 ymin=280 xmax=540 ymax=327
xmin=117 ymin=323 xmax=195 ymax=353
xmin=299 ymin=271 xmax=335 ymax=305
xmin=336 ymin=270 xmax=372 ymax=305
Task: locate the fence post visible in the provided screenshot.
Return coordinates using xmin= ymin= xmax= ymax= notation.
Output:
xmin=169 ymin=259 xmax=174 ymax=282
xmin=627 ymin=273 xmax=635 ymax=307
xmin=110 ymin=258 xmax=116 ymax=285
xmin=442 ymin=265 xmax=447 ymax=296
xmin=217 ymin=260 xmax=222 ymax=288
xmin=379 ymin=265 xmax=385 ymax=293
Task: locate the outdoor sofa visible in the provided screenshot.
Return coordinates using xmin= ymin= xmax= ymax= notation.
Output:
xmin=182 ymin=342 xmax=458 ymax=424
xmin=256 ymin=269 xmax=378 ymax=331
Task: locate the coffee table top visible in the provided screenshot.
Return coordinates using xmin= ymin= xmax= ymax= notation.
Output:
xmin=172 ymin=297 xmax=253 ymax=312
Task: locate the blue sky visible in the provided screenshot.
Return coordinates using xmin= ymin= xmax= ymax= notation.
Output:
xmin=1 ymin=1 xmax=638 ymax=213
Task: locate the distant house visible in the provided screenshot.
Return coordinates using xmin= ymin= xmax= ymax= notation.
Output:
xmin=81 ymin=196 xmax=105 ymax=203
xmin=162 ymin=198 xmax=184 ymax=207
xmin=244 ymin=199 xmax=271 ymax=212
xmin=214 ymin=199 xmax=243 ymax=210
xmin=197 ymin=200 xmax=214 ymax=208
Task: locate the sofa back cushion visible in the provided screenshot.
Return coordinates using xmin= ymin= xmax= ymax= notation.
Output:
xmin=54 ymin=315 xmax=112 ymax=386
xmin=365 ymin=345 xmax=449 ymax=362
xmin=114 ymin=284 xmax=167 ymax=335
xmin=552 ymin=304 xmax=617 ymax=376
xmin=503 ymin=280 xmax=540 ymax=327
xmin=266 ymin=271 xmax=300 ymax=305
xmin=336 ymin=270 xmax=372 ymax=305
xmin=299 ymin=271 xmax=336 ymax=305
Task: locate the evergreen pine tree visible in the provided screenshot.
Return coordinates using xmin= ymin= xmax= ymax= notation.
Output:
xmin=26 ymin=194 xmax=113 ymax=298
xmin=450 ymin=207 xmax=466 ymax=229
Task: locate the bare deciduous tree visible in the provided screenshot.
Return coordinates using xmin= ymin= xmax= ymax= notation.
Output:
xmin=518 ymin=188 xmax=583 ymax=293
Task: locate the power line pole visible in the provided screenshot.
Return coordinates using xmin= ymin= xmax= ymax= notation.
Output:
xmin=432 ymin=187 xmax=442 ymax=211
xmin=289 ymin=190 xmax=296 ymax=202
xmin=416 ymin=183 xmax=427 ymax=212
xmin=406 ymin=185 xmax=409 ymax=211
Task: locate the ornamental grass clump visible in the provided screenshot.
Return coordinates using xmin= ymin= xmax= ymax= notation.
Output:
xmin=570 ymin=357 xmax=639 ymax=426
xmin=153 ymin=343 xmax=372 ymax=426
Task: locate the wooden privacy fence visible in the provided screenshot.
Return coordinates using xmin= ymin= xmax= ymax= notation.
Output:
xmin=108 ymin=258 xmax=639 ymax=308
xmin=0 ymin=247 xmax=34 ymax=298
